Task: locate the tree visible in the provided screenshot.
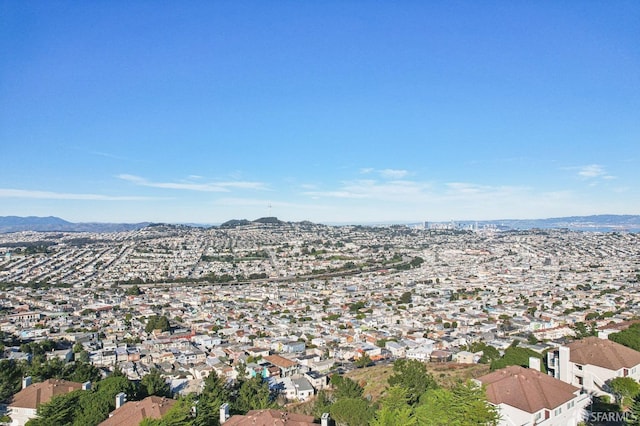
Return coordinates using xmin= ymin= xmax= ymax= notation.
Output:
xmin=330 ymin=375 xmax=363 ymax=399
xmin=312 ymin=390 xmax=332 ymax=419
xmin=387 ymin=359 xmax=437 ymax=405
xmin=125 ymin=285 xmax=143 ymax=296
xmin=399 ymin=291 xmax=412 ymax=304
xmin=233 ymin=377 xmax=274 ymax=413
xmin=141 ymin=369 xmax=171 ymax=398
xmin=192 ymin=372 xmax=231 ymax=426
xmin=28 ymin=390 xmax=83 ymax=426
xmin=145 ymin=315 xmax=170 ymax=333
xmin=329 ymin=397 xmax=375 ymax=426
xmin=414 ymin=381 xmax=499 ymax=426
xmin=371 ymin=386 xmax=416 ymax=426
xmin=140 ymin=395 xmax=195 ymax=426
xmin=609 ymin=324 xmax=640 ymax=352
xmin=355 ymin=353 xmax=372 ymax=368
xmin=0 ymin=359 xmax=25 ymax=402
xmin=609 ymin=377 xmax=640 ymax=407
xmin=490 ymin=346 xmax=545 ymax=372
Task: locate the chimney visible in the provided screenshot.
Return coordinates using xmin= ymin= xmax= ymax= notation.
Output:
xmin=82 ymin=381 xmax=91 ymax=391
xmin=22 ymin=376 xmax=32 ymax=389
xmin=558 ymin=346 xmax=570 ymax=383
xmin=115 ymin=392 xmax=127 ymax=409
xmin=528 ymin=357 xmax=541 ymax=371
xmin=321 ymin=412 xmax=331 ymax=426
xmin=220 ymin=403 xmax=229 ymax=424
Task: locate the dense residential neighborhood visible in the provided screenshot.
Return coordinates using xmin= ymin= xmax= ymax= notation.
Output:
xmin=1 ymin=221 xmax=640 ymax=425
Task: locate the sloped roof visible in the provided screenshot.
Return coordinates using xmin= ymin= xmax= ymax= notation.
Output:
xmin=99 ymin=396 xmax=176 ymax=426
xmin=264 ymin=354 xmax=297 ymax=368
xmin=567 ymin=337 xmax=640 ymax=370
xmin=478 ymin=366 xmax=579 ymax=413
xmin=225 ymin=409 xmax=317 ymax=426
xmin=9 ymin=379 xmax=84 ymax=409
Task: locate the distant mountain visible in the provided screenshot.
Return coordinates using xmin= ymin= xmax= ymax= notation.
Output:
xmin=219 ymin=219 xmax=252 ymax=228
xmin=2 ymin=214 xmax=639 ymax=234
xmin=219 ymin=217 xmax=285 ymax=228
xmin=447 ymin=214 xmax=640 ymax=232
xmin=0 ymin=216 xmax=150 ymax=233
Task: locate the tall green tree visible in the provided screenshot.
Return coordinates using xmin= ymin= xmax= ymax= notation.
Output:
xmin=370 ymin=386 xmax=416 ymax=426
xmin=234 ymin=377 xmax=274 ymax=413
xmin=0 ymin=359 xmax=26 ymax=402
xmin=387 ymin=359 xmax=437 ymax=405
xmin=329 ymin=397 xmax=375 ymax=426
xmin=331 ymin=375 xmax=364 ymax=399
xmin=414 ymin=381 xmax=499 ymax=426
xmin=609 ymin=377 xmax=640 ymax=408
xmin=28 ymin=390 xmax=83 ymax=426
xmin=141 ymin=369 xmax=172 ymax=398
xmin=312 ymin=390 xmax=332 ymax=419
xmin=192 ymin=372 xmax=231 ymax=426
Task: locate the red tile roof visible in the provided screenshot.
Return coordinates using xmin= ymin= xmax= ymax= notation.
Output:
xmin=478 ymin=366 xmax=579 ymax=414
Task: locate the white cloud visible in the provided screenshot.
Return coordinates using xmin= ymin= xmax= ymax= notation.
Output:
xmin=117 ymin=174 xmax=269 ymax=192
xmin=0 ymin=188 xmax=161 ymax=201
xmin=578 ymin=164 xmax=606 ymax=178
xmin=574 ymin=164 xmax=616 ymax=180
xmin=379 ymin=169 xmax=409 ymax=179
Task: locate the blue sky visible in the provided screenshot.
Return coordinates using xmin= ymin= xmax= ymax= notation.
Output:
xmin=1 ymin=1 xmax=638 ymax=224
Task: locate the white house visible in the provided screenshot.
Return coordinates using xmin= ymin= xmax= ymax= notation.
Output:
xmin=478 ymin=365 xmax=590 ymax=426
xmin=547 ymin=336 xmax=640 ymax=397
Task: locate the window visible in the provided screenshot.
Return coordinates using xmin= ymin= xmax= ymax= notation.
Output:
xmin=554 ymin=408 xmax=562 ymax=416
xmin=535 ymin=412 xmax=542 ymax=421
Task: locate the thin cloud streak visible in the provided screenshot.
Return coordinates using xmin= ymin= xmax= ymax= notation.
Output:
xmin=117 ymin=174 xmax=269 ymax=192
xmin=0 ymin=188 xmax=163 ymax=201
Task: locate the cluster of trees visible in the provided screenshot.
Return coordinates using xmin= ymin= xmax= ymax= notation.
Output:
xmin=0 ymin=341 xmax=101 ymax=403
xmin=145 ymin=315 xmax=170 ymax=333
xmin=27 ymin=366 xmax=276 ymax=426
xmin=28 ymin=368 xmax=171 ymax=426
xmin=609 ymin=323 xmax=640 ymax=351
xmin=489 ymin=341 xmax=545 ymax=372
xmin=139 ymin=370 xmax=276 ymax=426
xmin=312 ymin=359 xmax=498 ymax=426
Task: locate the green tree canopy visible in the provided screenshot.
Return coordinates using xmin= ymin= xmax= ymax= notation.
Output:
xmin=387 ymin=359 xmax=437 ymax=405
xmin=141 ymin=369 xmax=171 ymax=399
xmin=490 ymin=345 xmax=546 ymax=372
xmin=145 ymin=315 xmax=170 ymax=333
xmin=371 ymin=386 xmax=416 ymax=426
xmin=329 ymin=397 xmax=375 ymax=426
xmin=414 ymin=381 xmax=499 ymax=426
xmin=330 ymin=375 xmax=364 ymax=400
xmin=609 ymin=323 xmax=640 ymax=352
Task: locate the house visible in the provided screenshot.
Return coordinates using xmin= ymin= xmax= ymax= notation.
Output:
xmin=99 ymin=396 xmax=175 ymax=426
xmin=478 ymin=365 xmax=590 ymax=426
xmin=8 ymin=378 xmax=88 ymax=426
xmin=455 ymin=350 xmax=476 ymax=364
xmin=547 ymin=336 xmax=640 ymax=397
xmin=264 ymin=355 xmax=299 ymax=377
xmin=304 ymin=371 xmax=329 ymax=391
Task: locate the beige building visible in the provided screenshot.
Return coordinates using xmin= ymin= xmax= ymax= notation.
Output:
xmin=8 ymin=378 xmax=86 ymax=426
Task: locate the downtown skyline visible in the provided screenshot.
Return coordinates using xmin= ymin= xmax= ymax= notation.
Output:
xmin=1 ymin=1 xmax=639 ymax=224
